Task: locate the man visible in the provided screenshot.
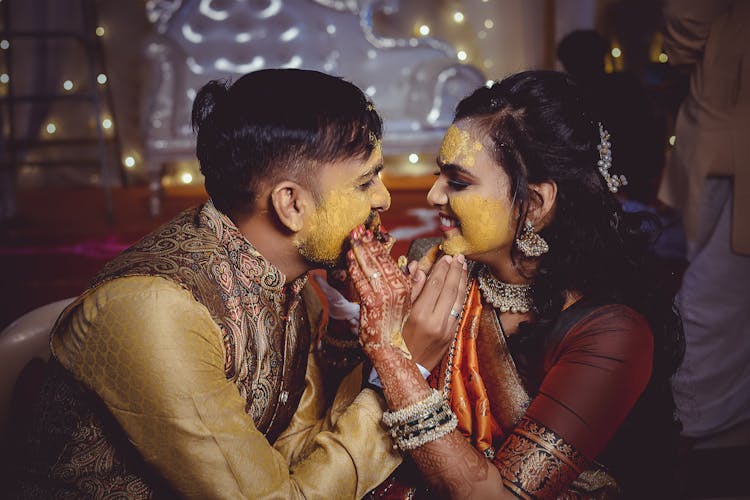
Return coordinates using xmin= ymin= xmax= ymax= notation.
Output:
xmin=13 ymin=69 xmax=401 ymax=498
xmin=660 ymin=0 xmax=750 ymax=442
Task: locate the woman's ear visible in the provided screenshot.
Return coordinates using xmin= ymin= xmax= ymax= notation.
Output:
xmin=269 ymin=180 xmax=312 ymax=233
xmin=528 ymin=180 xmax=557 ymax=228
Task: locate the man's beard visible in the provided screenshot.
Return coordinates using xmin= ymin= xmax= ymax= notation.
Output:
xmin=297 ymin=210 xmax=379 ymax=269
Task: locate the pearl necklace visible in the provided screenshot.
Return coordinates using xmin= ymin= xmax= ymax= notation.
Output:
xmin=477 ymin=266 xmax=532 ymax=314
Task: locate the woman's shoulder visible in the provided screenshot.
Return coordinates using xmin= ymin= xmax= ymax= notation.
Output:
xmin=553 ymin=301 xmax=653 ymax=354
xmin=562 ymin=300 xmax=649 ymax=331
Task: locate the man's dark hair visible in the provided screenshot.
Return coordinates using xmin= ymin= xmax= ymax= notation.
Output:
xmin=191 ymin=69 xmax=382 ymax=213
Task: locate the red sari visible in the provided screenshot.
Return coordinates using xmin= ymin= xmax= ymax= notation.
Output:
xmin=368 ymin=278 xmax=653 ymax=499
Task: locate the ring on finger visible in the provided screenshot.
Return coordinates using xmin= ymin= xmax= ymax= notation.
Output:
xmin=449 ymin=309 xmax=461 ymax=319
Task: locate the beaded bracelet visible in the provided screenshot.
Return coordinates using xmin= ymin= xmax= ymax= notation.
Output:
xmin=397 ymin=403 xmax=450 ymax=432
xmin=382 ymin=389 xmax=443 ymax=427
xmin=394 ymin=410 xmax=457 ymax=450
xmin=394 ymin=407 xmax=453 ymax=440
xmin=382 ymin=389 xmax=458 ymax=451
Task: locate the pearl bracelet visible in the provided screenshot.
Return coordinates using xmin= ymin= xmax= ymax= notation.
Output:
xmin=394 ymin=410 xmax=457 ymax=450
xmin=382 ymin=389 xmax=458 ymax=451
xmin=382 ymin=389 xmax=443 ymax=427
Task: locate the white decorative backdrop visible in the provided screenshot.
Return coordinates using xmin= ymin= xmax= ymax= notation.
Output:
xmin=3 ymin=0 xmax=598 ymax=198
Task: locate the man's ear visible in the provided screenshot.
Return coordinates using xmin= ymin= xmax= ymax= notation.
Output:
xmin=269 ymin=180 xmax=312 ymax=233
xmin=528 ymin=180 xmax=557 ymax=228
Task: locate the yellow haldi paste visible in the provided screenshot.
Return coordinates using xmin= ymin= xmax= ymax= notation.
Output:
xmin=441 ymin=194 xmax=514 ymax=256
xmin=440 ymin=125 xmax=484 ymax=167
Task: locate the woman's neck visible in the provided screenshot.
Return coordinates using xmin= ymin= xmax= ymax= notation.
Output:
xmin=484 ymin=255 xmax=536 ymax=285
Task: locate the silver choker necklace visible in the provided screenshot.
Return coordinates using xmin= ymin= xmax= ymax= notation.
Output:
xmin=477 ymin=266 xmax=532 ymax=313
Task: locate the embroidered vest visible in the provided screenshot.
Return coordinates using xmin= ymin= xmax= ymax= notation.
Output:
xmin=87 ymin=202 xmax=311 ymax=438
xmin=14 ymin=202 xmax=311 ymax=498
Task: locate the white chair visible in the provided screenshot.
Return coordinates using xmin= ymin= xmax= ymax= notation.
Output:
xmin=0 ymin=298 xmax=75 ymax=445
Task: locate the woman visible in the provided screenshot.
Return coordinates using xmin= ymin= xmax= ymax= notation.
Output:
xmin=347 ymin=71 xmax=684 ymax=498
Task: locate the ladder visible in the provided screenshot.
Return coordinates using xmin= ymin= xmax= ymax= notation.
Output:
xmin=0 ymin=0 xmax=125 ymax=221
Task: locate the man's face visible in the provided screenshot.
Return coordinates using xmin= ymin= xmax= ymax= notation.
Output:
xmin=295 ymin=143 xmax=390 ymax=267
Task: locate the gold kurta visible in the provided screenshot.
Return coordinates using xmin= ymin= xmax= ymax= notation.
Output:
xmin=16 ymin=202 xmax=401 ymax=499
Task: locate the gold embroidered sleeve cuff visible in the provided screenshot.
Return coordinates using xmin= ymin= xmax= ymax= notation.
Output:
xmin=493 ymin=417 xmax=590 ymax=499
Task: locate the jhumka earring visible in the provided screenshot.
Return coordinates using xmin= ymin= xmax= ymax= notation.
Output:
xmin=516 ymin=220 xmax=549 ymax=257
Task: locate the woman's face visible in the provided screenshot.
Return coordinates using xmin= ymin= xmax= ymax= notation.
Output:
xmin=427 ymin=119 xmax=517 ymax=261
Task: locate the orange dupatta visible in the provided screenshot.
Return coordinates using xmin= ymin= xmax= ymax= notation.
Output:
xmin=439 ymin=280 xmax=505 ymax=457
xmin=367 ymin=280 xmax=530 ymax=498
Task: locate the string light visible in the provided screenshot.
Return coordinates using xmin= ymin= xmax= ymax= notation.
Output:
xmin=418 ymin=24 xmax=430 ymax=36
xmin=457 ymin=50 xmax=467 ymax=61
xmin=669 ymin=135 xmax=676 ymax=146
xmin=181 ymin=172 xmax=193 ymax=184
xmin=46 ymin=122 xmax=57 ymax=134
xmin=408 ymin=153 xmax=419 ymax=164
xmin=95 ymin=26 xmax=105 ymax=37
xmin=453 ymin=12 xmax=464 ymax=23
xmin=97 ymin=73 xmax=107 ymax=84
xmin=102 ymin=118 xmax=113 ymax=129
xmin=658 ymin=52 xmax=668 ymax=63
xmin=0 ymin=39 xmax=9 ymax=50
xmin=484 ymin=19 xmax=494 ymax=29
xmin=611 ymin=47 xmax=622 ymax=58
xmin=123 ymin=156 xmax=136 ymax=168
xmin=0 ymin=73 xmax=9 ymax=84
xmin=63 ymin=80 xmax=74 ymax=91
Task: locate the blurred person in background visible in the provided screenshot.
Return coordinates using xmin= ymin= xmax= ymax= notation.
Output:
xmin=660 ymin=0 xmax=750 ymax=460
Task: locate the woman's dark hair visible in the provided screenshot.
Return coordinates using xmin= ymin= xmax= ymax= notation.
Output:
xmin=455 ymin=70 xmax=684 ymax=497
xmin=191 ymin=69 xmax=382 ymax=213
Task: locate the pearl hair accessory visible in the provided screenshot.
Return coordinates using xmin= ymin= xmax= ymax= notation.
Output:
xmin=597 ymin=123 xmax=628 ymax=194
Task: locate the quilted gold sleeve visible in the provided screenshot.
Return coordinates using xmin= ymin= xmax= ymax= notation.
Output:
xmin=52 ymin=276 xmax=399 ymax=499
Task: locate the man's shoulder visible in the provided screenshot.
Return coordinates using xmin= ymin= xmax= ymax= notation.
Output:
xmin=73 ymin=276 xmax=201 ymax=323
xmin=89 ymin=204 xmax=217 ymax=288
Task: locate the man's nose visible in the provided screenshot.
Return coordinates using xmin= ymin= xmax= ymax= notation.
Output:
xmin=372 ymin=182 xmax=391 ymax=212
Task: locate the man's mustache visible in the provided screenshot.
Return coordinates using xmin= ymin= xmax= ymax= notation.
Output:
xmin=364 ymin=211 xmax=379 ymax=230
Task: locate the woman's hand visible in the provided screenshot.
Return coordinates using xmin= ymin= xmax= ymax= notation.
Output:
xmin=347 ymin=226 xmax=412 ymax=359
xmin=403 ymin=254 xmax=468 ymax=371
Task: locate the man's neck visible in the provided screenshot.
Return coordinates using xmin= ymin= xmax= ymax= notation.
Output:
xmin=233 ymin=213 xmax=310 ymax=284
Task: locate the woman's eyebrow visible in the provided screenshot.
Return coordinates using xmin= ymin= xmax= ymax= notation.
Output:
xmin=436 ymin=159 xmax=473 ymax=177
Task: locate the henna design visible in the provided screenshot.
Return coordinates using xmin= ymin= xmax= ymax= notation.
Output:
xmin=412 ymin=430 xmax=491 ymax=498
xmin=348 ymin=230 xmax=411 ymax=358
xmin=348 ymin=232 xmax=501 ymax=497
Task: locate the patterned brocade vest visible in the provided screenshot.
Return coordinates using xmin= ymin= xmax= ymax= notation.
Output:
xmin=16 ymin=202 xmax=311 ymax=498
xmin=87 ymin=201 xmax=311 ymax=437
